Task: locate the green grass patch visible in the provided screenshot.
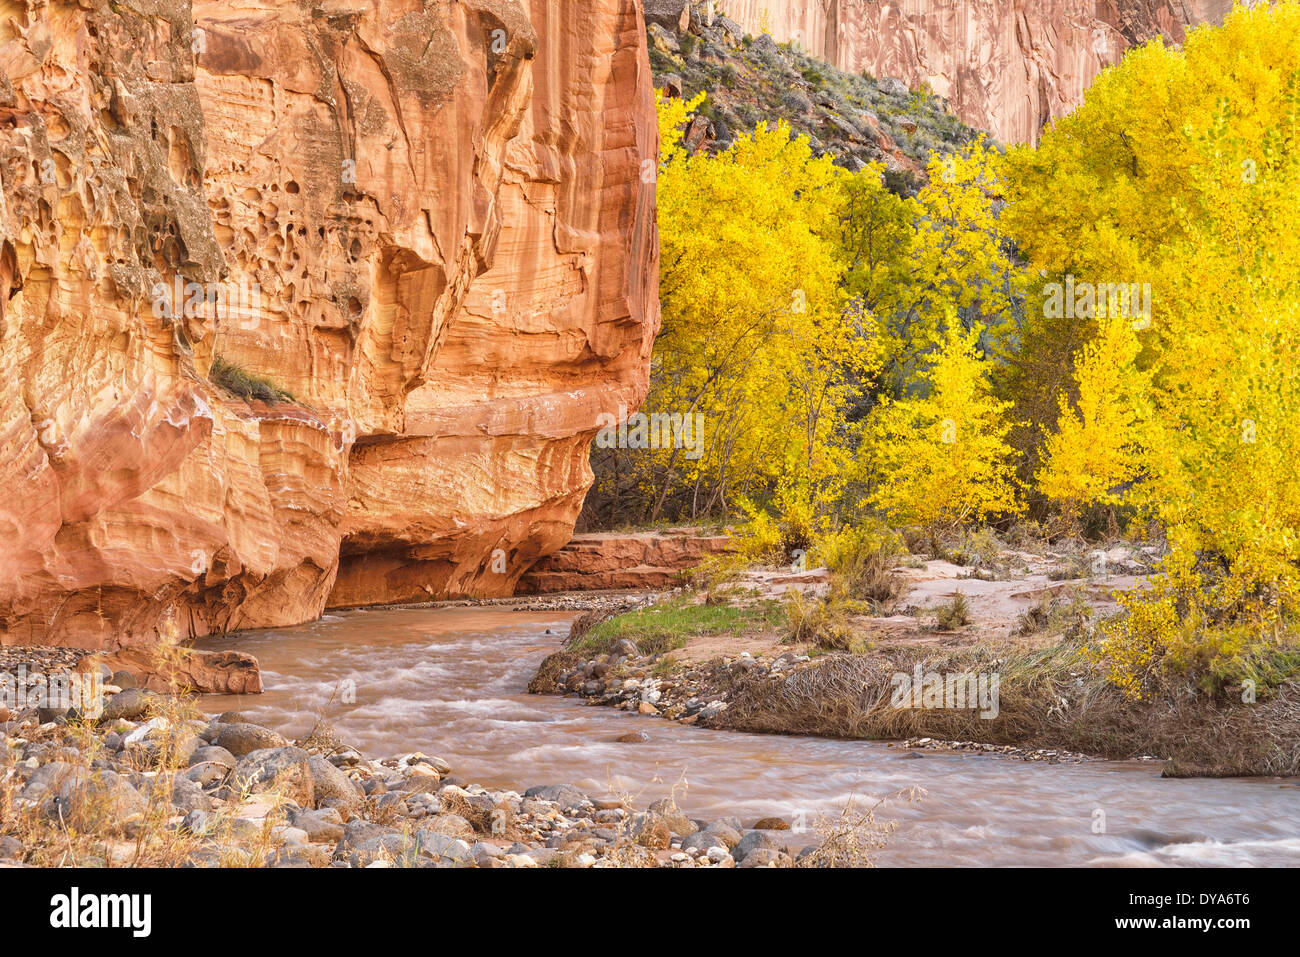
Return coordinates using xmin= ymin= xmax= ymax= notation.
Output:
xmin=209 ymin=356 xmax=295 ymax=403
xmin=572 ymin=595 xmax=784 ymax=657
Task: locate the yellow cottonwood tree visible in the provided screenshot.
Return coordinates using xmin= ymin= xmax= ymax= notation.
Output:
xmin=866 ymin=320 xmax=1021 ymax=541
xmin=1037 ymin=309 xmax=1152 ymax=512
xmin=842 ymin=141 xmax=1024 ymax=395
xmin=1017 ymin=0 xmax=1300 ymax=693
xmin=588 ymin=91 xmax=877 ymax=524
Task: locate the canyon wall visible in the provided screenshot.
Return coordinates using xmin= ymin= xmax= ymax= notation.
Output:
xmin=0 ymin=0 xmax=659 ymax=647
xmin=710 ymin=0 xmax=1234 ymax=143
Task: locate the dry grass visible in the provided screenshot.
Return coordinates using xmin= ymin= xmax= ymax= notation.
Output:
xmin=784 ymin=590 xmax=864 ymax=652
xmin=831 ymin=543 xmax=906 ymax=608
xmin=1 ymin=645 xmax=296 ymax=867
xmin=209 ymin=356 xmax=294 ymax=403
xmin=1013 ymin=589 xmax=1093 ymax=639
xmin=713 ymin=640 xmax=1300 ymax=776
xmin=796 ymin=787 xmax=925 ymax=868
xmin=781 ymin=533 xmax=910 ymax=653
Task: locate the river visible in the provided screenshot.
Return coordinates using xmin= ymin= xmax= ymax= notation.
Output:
xmin=195 ymin=605 xmax=1300 ymax=866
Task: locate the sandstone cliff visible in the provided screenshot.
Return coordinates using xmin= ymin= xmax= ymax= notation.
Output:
xmin=0 ymin=0 xmax=659 ymax=647
xmin=697 ymin=0 xmax=1234 ymax=143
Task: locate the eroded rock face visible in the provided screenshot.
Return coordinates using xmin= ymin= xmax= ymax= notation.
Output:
xmin=0 ymin=0 xmax=658 ymax=646
xmin=712 ymin=0 xmax=1234 ymax=143
xmin=330 ymin=0 xmax=660 ymax=608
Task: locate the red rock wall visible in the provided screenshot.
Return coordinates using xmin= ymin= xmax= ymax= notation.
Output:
xmin=715 ymin=0 xmax=1234 ymax=143
xmin=330 ymin=0 xmax=661 ymax=607
xmin=0 ymin=0 xmax=658 ymax=646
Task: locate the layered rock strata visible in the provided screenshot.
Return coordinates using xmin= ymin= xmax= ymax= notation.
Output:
xmin=517 ymin=529 xmax=733 ymax=592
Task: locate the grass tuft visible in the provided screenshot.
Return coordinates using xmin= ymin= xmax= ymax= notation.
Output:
xmin=209 ymin=356 xmax=294 ymax=403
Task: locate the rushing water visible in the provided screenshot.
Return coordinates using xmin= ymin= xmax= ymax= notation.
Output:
xmin=195 ymin=605 xmax=1300 ymax=866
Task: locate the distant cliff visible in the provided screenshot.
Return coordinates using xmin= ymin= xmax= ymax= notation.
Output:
xmin=670 ymin=0 xmax=1233 ymax=143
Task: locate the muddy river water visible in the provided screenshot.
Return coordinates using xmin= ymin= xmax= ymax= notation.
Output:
xmin=196 ymin=605 xmax=1300 ymax=866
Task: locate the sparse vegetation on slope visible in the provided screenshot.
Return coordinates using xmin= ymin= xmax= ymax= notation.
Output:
xmin=645 ymin=12 xmax=981 ymax=190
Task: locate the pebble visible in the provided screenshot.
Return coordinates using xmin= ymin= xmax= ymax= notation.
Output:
xmin=891 ymin=737 xmax=1093 ymax=764
xmin=0 ymin=686 xmax=825 ymax=868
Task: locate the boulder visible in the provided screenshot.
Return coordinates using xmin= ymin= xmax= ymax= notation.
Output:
xmin=701 ymin=821 xmax=742 ymax=849
xmin=421 ymin=813 xmax=476 ymax=840
xmin=646 ymin=798 xmax=696 ymax=837
xmin=733 ymin=828 xmax=785 ymax=862
xmin=522 ymin=784 xmax=593 ymax=814
xmin=288 ymin=807 xmax=345 ymax=845
xmin=100 ymin=688 xmax=153 ymax=722
xmin=53 ymin=769 xmax=147 ymax=833
xmin=414 ymin=831 xmax=472 ymax=863
xmin=306 ymin=755 xmax=364 ymax=810
xmin=137 ymin=772 xmax=209 ymax=815
xmin=737 ymin=847 xmax=794 ymax=867
xmin=635 ymin=819 xmax=671 ymax=849
xmin=95 ymin=648 xmax=263 ymax=695
xmin=644 ymin=0 xmax=690 ymax=32
xmin=334 ymin=822 xmax=413 ymax=866
xmin=20 ymin=761 xmax=88 ymax=803
xmin=231 ymin=747 xmax=314 ymax=807
xmin=681 ymin=830 xmax=728 ymax=853
xmin=518 ymin=530 xmax=735 ymax=594
xmin=188 ymin=744 xmax=237 ymax=770
xmin=214 ymin=723 xmax=288 ymax=757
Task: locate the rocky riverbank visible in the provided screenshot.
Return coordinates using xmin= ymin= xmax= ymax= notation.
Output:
xmin=363 ymin=591 xmax=661 ymax=615
xmin=0 ymin=682 xmax=828 ymax=868
xmin=531 ymin=638 xmax=1096 ymax=765
xmin=527 ymin=548 xmax=1300 ymax=777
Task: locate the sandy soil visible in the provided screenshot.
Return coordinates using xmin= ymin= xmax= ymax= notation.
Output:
xmin=672 ymin=543 xmax=1159 ymax=662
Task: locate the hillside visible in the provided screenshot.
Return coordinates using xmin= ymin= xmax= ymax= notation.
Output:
xmin=646 ymin=5 xmax=985 ymax=192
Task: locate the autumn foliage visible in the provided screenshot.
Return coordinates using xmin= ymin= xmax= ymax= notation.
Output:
xmin=592 ymin=1 xmax=1300 ymax=697
xmin=1009 ymin=0 xmax=1300 ymax=695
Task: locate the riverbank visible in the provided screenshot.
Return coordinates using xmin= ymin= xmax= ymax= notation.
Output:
xmin=0 ymin=693 xmax=848 ymax=868
xmin=528 ymin=547 xmax=1300 ymax=778
xmin=12 ymin=603 xmax=1288 ymax=867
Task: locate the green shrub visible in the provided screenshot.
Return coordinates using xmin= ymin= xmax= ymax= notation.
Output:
xmin=934 ymin=593 xmax=972 ymax=630
xmin=209 ymin=356 xmax=294 ymax=403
